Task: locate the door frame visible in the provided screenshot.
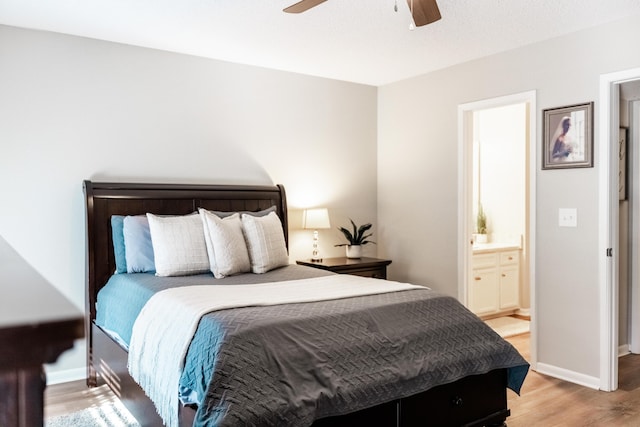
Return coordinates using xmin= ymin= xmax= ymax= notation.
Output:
xmin=631 ymin=99 xmax=640 ymax=354
xmin=457 ymin=90 xmax=537 ymax=369
xmin=599 ymin=67 xmax=640 ymax=391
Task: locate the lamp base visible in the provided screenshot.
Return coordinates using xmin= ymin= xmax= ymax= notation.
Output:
xmin=310 ymin=230 xmax=322 ymax=263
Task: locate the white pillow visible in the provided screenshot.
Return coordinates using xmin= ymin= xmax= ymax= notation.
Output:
xmin=146 ymin=213 xmax=210 ymax=277
xmin=199 ymin=209 xmax=251 ymax=278
xmin=241 ymin=211 xmax=289 ymax=274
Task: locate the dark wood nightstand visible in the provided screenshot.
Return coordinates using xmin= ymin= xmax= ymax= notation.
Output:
xmin=296 ymin=257 xmax=392 ymax=279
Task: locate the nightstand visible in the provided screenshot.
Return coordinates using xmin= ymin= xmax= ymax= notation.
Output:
xmin=296 ymin=257 xmax=392 ymax=279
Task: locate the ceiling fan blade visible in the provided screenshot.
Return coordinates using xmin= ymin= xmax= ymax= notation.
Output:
xmin=407 ymin=0 xmax=441 ymax=27
xmin=283 ymin=0 xmax=328 ymax=13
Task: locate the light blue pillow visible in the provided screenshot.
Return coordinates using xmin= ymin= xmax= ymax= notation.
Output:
xmin=123 ymin=215 xmax=155 ymax=273
xmin=111 ymin=215 xmax=127 ymax=274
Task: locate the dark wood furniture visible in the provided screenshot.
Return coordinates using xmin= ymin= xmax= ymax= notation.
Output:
xmin=0 ymin=236 xmax=84 ymax=427
xmin=297 ymin=256 xmax=392 ymax=279
xmin=84 ymin=180 xmax=512 ymax=427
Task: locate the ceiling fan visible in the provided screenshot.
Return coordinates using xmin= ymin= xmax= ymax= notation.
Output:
xmin=283 ymin=0 xmax=441 ymax=27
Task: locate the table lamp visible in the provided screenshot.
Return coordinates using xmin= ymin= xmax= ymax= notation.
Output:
xmin=302 ymin=208 xmax=330 ymax=262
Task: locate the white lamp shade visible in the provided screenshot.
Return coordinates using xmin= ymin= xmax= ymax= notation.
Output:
xmin=303 ymin=208 xmax=330 ymax=229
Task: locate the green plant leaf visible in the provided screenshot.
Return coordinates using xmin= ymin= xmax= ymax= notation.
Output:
xmin=334 ymin=219 xmax=375 ymax=246
xmin=350 ymin=219 xmax=358 ymax=242
xmin=476 ymin=203 xmax=487 ymax=234
xmin=337 ymin=226 xmax=354 ymax=242
xmin=356 ymin=223 xmax=372 ymax=242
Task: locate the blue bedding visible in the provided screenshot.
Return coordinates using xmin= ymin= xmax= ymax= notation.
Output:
xmin=95 ymin=265 xmax=330 ymax=347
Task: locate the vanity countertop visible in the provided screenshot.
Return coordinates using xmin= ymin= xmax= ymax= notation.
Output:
xmin=472 ymin=242 xmax=521 ymax=254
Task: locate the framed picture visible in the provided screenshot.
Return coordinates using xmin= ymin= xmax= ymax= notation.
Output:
xmin=620 ymin=127 xmax=628 ymax=200
xmin=542 ymin=102 xmax=594 ymax=169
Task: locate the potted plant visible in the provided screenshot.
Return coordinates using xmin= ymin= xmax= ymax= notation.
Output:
xmin=475 ymin=203 xmax=488 ymax=244
xmin=335 ymin=219 xmax=376 ymax=258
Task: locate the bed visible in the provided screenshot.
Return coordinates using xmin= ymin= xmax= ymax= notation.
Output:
xmin=83 ymin=180 xmax=528 ymax=427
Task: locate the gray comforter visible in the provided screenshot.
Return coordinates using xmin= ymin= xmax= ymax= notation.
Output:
xmin=96 ymin=266 xmax=528 ymax=426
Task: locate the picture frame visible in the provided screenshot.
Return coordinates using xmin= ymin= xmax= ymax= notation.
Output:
xmin=542 ymin=102 xmax=594 ymax=169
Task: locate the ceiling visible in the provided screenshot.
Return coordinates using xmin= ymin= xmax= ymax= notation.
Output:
xmin=1 ymin=0 xmax=640 ymax=86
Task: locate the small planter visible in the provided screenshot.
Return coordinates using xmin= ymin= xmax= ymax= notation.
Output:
xmin=346 ymin=245 xmax=362 ymax=259
xmin=475 ymin=234 xmax=488 ymax=244
xmin=335 ymin=219 xmax=374 ymax=258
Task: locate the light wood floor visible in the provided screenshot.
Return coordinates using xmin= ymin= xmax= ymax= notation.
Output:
xmin=44 ymin=381 xmax=118 ymax=419
xmin=506 ymin=334 xmax=640 ymax=427
xmin=45 ymin=334 xmax=640 ymax=425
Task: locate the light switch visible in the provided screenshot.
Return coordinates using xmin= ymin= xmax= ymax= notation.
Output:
xmin=559 ymin=208 xmax=577 ymax=227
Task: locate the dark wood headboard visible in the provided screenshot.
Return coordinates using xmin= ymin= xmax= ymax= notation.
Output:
xmin=83 ymin=180 xmax=288 ymax=324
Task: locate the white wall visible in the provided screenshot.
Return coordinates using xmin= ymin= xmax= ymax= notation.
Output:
xmin=0 ymin=25 xmax=378 ymax=380
xmin=475 ymin=104 xmax=526 ymax=245
xmin=378 ymin=14 xmax=640 ymax=381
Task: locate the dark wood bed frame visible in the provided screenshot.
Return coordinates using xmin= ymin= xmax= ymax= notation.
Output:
xmin=84 ymin=180 xmax=511 ymax=427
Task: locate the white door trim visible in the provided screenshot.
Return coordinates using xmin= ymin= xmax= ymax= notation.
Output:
xmin=457 ymin=90 xmax=537 ymax=369
xmin=599 ymin=67 xmax=640 ymax=391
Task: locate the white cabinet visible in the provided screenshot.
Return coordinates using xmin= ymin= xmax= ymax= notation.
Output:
xmin=469 ymin=253 xmax=499 ymax=314
xmin=498 ymin=251 xmax=519 ymax=310
xmin=469 ymin=247 xmax=520 ymax=317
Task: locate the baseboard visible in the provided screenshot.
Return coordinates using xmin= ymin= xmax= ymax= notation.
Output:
xmin=45 ymin=367 xmax=86 ymax=385
xmin=535 ymin=362 xmax=600 ymax=390
xmin=514 ymin=308 xmax=531 ymax=320
xmin=619 ymin=343 xmax=631 ymax=357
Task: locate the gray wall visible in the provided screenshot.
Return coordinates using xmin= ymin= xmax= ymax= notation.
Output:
xmin=0 ymin=24 xmax=378 ymax=379
xmin=378 ymin=14 xmax=640 ymax=380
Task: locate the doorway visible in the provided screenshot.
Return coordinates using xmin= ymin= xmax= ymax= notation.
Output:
xmin=600 ymin=68 xmax=640 ymax=392
xmin=609 ymin=79 xmax=640 ymax=392
xmin=458 ymin=90 xmax=537 ymax=369
xmin=619 ymin=88 xmax=640 ymax=358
